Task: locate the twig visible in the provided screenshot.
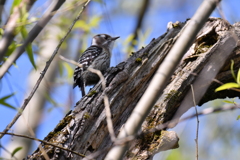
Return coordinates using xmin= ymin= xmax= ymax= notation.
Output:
xmin=84 ymin=104 xmax=240 ymax=160
xmin=0 ymin=1 xmax=87 ymax=30
xmin=59 ymin=55 xmax=116 ymax=141
xmin=135 ymin=104 xmax=240 ymax=144
xmin=5 ymin=75 xmax=20 ymax=107
xmin=213 ymin=78 xmax=240 ymax=92
xmin=106 ymin=0 xmax=221 ymax=159
xmin=21 ymin=112 xmax=50 ymax=160
xmin=0 ymin=0 xmax=91 ymax=139
xmin=0 ymin=0 xmax=66 ymax=79
xmin=149 ymin=104 xmax=240 ymax=134
xmin=191 ymin=84 xmax=199 ymax=160
xmin=127 ymin=0 xmax=150 ymax=52
xmin=0 ymin=132 xmax=85 ymax=158
xmin=217 ymin=3 xmax=226 ymax=20
xmin=87 ymin=68 xmax=116 ymax=141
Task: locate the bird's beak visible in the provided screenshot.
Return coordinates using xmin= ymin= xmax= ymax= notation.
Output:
xmin=111 ymin=36 xmax=120 ymax=41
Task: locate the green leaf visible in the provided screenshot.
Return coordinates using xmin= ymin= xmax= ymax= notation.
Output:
xmin=0 ymin=93 xmax=17 ymax=110
xmin=223 ymin=100 xmax=236 ymax=104
xmin=215 ymin=82 xmax=240 ymax=92
xmin=11 ymin=146 xmax=23 ymax=157
xmin=0 ymin=28 xmax=4 ymax=37
xmin=63 ymin=62 xmax=74 ymax=78
xmin=237 ymin=69 xmax=240 ymax=84
xmin=11 ymin=0 xmax=22 ymax=13
xmin=74 ymin=20 xmax=90 ymax=32
xmin=89 ymin=16 xmax=101 ymax=28
xmin=237 ymin=115 xmax=240 ymax=120
xmin=123 ymin=34 xmax=134 ymax=45
xmin=6 ymin=41 xmax=21 ymax=57
xmin=20 ymin=26 xmax=36 ymax=69
xmin=230 ymin=60 xmax=237 ymax=81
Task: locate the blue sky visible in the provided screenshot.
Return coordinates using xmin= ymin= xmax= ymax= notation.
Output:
xmin=1 ymin=0 xmax=240 ymax=159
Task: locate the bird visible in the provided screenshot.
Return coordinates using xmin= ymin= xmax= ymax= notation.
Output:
xmin=73 ymin=34 xmax=119 ymax=96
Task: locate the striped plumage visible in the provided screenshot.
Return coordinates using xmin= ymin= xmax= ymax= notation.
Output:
xmin=73 ymin=34 xmax=119 ymax=96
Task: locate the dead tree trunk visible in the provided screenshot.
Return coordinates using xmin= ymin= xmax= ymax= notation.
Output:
xmin=27 ymin=18 xmax=240 ymax=160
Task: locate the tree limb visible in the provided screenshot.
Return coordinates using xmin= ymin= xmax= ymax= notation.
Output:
xmin=27 ymin=17 xmax=240 ymax=160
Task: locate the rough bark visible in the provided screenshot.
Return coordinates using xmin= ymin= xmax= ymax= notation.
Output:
xmin=26 ymin=18 xmax=240 ymax=160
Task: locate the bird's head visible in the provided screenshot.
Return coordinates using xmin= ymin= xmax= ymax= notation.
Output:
xmin=91 ymin=34 xmax=119 ymax=51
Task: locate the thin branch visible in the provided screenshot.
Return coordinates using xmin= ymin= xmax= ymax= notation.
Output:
xmin=124 ymin=104 xmax=240 ymax=145
xmin=38 ymin=144 xmax=50 ymax=160
xmin=106 ymin=0 xmax=221 ymax=159
xmin=0 ymin=0 xmax=91 ymax=139
xmin=191 ymin=85 xmax=199 ymax=160
xmin=0 ymin=0 xmax=88 ymax=30
xmin=0 ymin=0 xmax=66 ymax=78
xmin=150 ymin=104 xmax=240 ymax=134
xmin=21 ymin=112 xmax=50 ymax=160
xmin=59 ymin=55 xmax=116 ymax=141
xmin=85 ymin=104 xmax=240 ymax=160
xmin=217 ymin=3 xmax=226 ymax=20
xmin=127 ymin=0 xmax=150 ymax=52
xmin=0 ymin=132 xmax=85 ymax=158
xmin=213 ymin=78 xmax=240 ymax=92
xmin=87 ymin=68 xmax=116 ymax=141
xmin=5 ymin=75 xmax=21 ymax=107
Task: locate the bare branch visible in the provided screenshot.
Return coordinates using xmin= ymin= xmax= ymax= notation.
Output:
xmin=106 ymin=0 xmax=221 ymax=159
xmin=191 ymin=85 xmax=199 ymax=160
xmin=85 ymin=104 xmax=240 ymax=160
xmin=127 ymin=0 xmax=150 ymax=52
xmin=149 ymin=104 xmax=240 ymax=134
xmin=0 ymin=0 xmax=91 ymax=139
xmin=87 ymin=68 xmax=117 ymax=141
xmin=0 ymin=132 xmax=85 ymax=158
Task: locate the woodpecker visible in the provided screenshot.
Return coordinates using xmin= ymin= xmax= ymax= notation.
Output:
xmin=73 ymin=34 xmax=119 ymax=96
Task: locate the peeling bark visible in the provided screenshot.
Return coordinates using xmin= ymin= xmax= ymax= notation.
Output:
xmin=27 ymin=18 xmax=240 ymax=160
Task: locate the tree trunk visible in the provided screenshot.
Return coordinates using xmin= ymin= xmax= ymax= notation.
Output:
xmin=26 ymin=18 xmax=240 ymax=160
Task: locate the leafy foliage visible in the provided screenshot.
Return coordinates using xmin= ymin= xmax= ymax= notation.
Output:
xmin=237 ymin=115 xmax=240 ymax=120
xmin=11 ymin=147 xmax=23 ymax=157
xmin=74 ymin=16 xmax=101 ymax=32
xmin=215 ymin=60 xmax=240 ymax=92
xmin=18 ymin=4 xmax=36 ymax=69
xmin=10 ymin=0 xmax=22 ymax=14
xmin=0 ymin=93 xmax=17 ymax=110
